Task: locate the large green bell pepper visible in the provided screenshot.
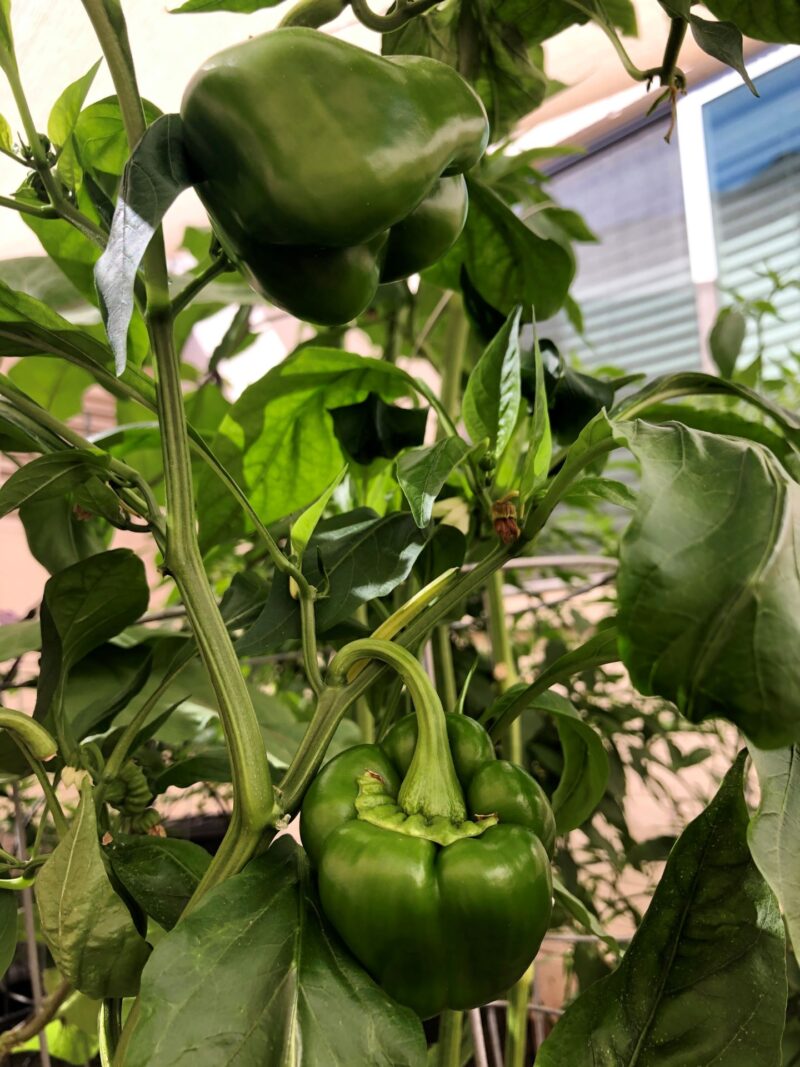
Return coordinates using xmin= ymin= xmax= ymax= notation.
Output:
xmin=180 ymin=28 xmax=489 ymax=324
xmin=300 ymin=641 xmax=554 ymax=1019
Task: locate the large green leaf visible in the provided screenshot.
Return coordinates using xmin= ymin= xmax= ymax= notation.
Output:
xmin=615 ymin=420 xmax=800 ymax=749
xmin=8 ymin=357 xmax=95 ymax=420
xmin=122 ymin=839 xmax=426 ymax=1067
xmin=106 ymin=835 xmax=211 ymax=931
xmin=197 ymin=348 xmax=416 ymax=549
xmin=537 ymin=754 xmax=787 ymax=1067
xmin=702 ymin=0 xmax=800 ymax=44
xmin=36 ymin=779 xmax=150 ymax=998
xmin=463 ymin=307 xmax=522 ymax=454
xmin=748 ymin=744 xmax=800 ymax=958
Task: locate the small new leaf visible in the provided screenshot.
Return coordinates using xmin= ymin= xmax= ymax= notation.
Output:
xmin=463 ymin=306 xmax=522 ymax=455
xmin=48 ymin=59 xmax=102 ymax=189
xmin=689 ymin=14 xmax=758 ymax=95
xmin=709 ymin=304 xmax=747 ymax=378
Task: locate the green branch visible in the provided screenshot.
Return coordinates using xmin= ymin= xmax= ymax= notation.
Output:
xmin=80 ymin=0 xmax=278 ymax=912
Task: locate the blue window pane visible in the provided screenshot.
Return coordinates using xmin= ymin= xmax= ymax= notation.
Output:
xmin=703 ymin=57 xmax=800 ymax=370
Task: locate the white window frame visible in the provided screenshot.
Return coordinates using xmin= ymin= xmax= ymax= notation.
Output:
xmin=676 ymin=44 xmax=800 ymax=287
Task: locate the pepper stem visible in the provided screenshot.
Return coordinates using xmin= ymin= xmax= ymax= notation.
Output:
xmin=327 ymin=639 xmax=467 ymax=823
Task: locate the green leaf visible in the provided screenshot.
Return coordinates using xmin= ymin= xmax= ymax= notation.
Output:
xmin=74 ymin=96 xmax=162 ymax=178
xmin=0 ymin=618 xmax=41 ymax=661
xmin=20 ymin=1020 xmax=98 ymax=1065
xmin=563 ymin=475 xmax=637 ymax=510
xmin=122 ymin=839 xmax=426 ymax=1067
xmin=396 ymin=437 xmax=472 ymax=527
xmin=463 ymin=181 xmax=575 ymax=320
xmin=518 ymin=321 xmax=552 ymax=501
xmin=0 ymin=450 xmax=111 ymax=518
xmin=65 ymin=643 xmax=153 ymax=740
xmin=709 ymin=305 xmax=747 ymax=379
xmin=537 ymin=754 xmax=787 ymax=1067
xmin=614 ymin=420 xmax=800 ymax=749
xmin=9 ymin=357 xmax=95 ymax=420
xmin=689 ymin=14 xmax=757 ymax=94
xmin=0 ymin=889 xmax=17 ymax=980
xmin=612 ymin=370 xmax=800 ymax=447
xmin=552 ymin=875 xmax=620 ymax=954
xmin=748 ymin=744 xmax=800 ymax=958
xmin=19 ymin=494 xmax=110 ymax=575
xmin=197 ymin=348 xmax=416 ymax=549
xmin=237 ymin=510 xmax=429 ymax=653
xmin=36 ymin=778 xmax=150 ymax=998
xmin=632 ymin=402 xmax=795 ymax=467
xmin=702 ymin=0 xmax=800 ymax=44
xmin=533 ymin=691 xmax=609 ymax=833
xmin=151 ymin=749 xmax=232 ymax=791
xmin=0 ymin=111 xmax=14 ymax=152
xmin=96 ymin=114 xmax=192 ymax=373
xmin=21 ymin=198 xmax=104 ymax=308
xmin=35 ymin=549 xmax=150 ymax=725
xmin=169 ymin=0 xmax=283 ymax=10
xmin=0 ymin=255 xmax=87 ymax=314
xmin=106 ymin=835 xmax=211 ymax=931
xmin=329 ymin=392 xmax=428 ymax=466
xmin=48 ymin=59 xmax=102 ymax=189
xmin=463 ymin=307 xmax=522 ymax=454
xmin=291 ymin=467 xmax=347 ymax=561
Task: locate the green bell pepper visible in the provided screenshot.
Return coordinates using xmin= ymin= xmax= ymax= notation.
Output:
xmin=300 ymin=640 xmax=554 ymax=1019
xmin=181 ymin=28 xmax=489 ymax=324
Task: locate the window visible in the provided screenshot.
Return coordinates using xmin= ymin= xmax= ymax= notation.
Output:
xmin=702 ymin=57 xmax=800 ymax=368
xmin=543 ymin=119 xmax=700 ymax=376
xmin=540 ymin=48 xmax=800 ymax=378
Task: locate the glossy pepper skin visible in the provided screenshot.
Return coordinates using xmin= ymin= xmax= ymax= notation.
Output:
xmin=301 ymin=713 xmax=554 ymax=1018
xmin=180 ymin=28 xmax=489 ymax=324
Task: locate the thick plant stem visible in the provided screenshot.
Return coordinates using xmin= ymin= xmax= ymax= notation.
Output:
xmin=149 ymin=311 xmax=277 ymax=889
xmin=437 ymin=1010 xmax=464 ymax=1067
xmin=660 ymin=17 xmax=688 ymax=87
xmin=81 ymin=0 xmax=276 ymax=899
xmin=505 ymin=964 xmax=534 ymax=1067
xmin=486 ymin=568 xmax=521 ymax=761
xmin=434 ymin=625 xmax=457 ymax=712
